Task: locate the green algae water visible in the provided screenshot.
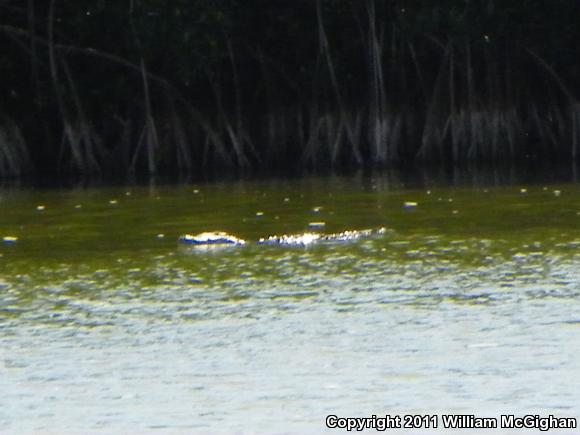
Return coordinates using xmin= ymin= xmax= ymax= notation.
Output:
xmin=1 ymin=174 xmax=579 ymax=434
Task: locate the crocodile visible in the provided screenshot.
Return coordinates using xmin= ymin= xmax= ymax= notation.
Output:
xmin=257 ymin=228 xmax=386 ymax=246
xmin=178 ymin=232 xmax=246 ymax=246
xmin=178 ymin=227 xmax=386 ymax=248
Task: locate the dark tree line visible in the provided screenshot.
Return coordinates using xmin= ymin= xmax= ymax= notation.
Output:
xmin=1 ymin=1 xmax=580 ymax=178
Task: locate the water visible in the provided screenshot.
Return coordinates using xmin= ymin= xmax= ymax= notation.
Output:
xmin=1 ymin=174 xmax=579 ymax=434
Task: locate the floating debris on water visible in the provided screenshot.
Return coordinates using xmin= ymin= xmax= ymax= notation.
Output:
xmin=283 ymin=197 xmax=290 ymax=202
xmin=193 ymin=189 xmax=200 ymax=194
xmin=256 ymin=211 xmax=264 ymax=217
xmin=36 ymin=205 xmax=46 ymax=211
xmin=403 ymin=201 xmax=418 ymax=209
xmin=2 ymin=236 xmax=18 ymax=245
xmin=520 ymin=188 xmax=528 ymax=194
xmin=312 ymin=206 xmax=322 ymax=213
xmin=554 ymin=190 xmax=561 ymax=197
xmin=156 ymin=234 xmax=165 ymax=239
xmin=74 ymin=204 xmax=82 ymax=209
xmin=308 ymin=222 xmax=326 ymax=229
xmin=109 ymin=200 xmax=118 ymax=205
